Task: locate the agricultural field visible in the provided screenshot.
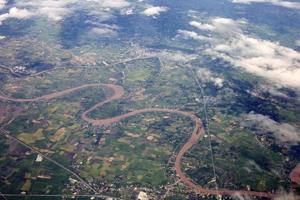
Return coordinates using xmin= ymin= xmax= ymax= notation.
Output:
xmin=0 ymin=0 xmax=300 ymax=199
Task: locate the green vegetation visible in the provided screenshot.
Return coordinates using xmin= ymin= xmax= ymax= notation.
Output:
xmin=185 ymin=113 xmax=288 ymax=192
xmin=17 ymin=129 xmax=45 ymax=144
xmin=0 ymin=53 xmax=298 ymax=198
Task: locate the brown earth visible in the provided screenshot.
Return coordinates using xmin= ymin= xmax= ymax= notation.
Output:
xmin=290 ymin=164 xmax=300 ymax=186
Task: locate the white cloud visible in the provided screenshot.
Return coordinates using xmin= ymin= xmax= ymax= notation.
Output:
xmin=242 ymin=113 xmax=300 ymax=145
xmin=16 ymin=0 xmax=77 ymax=21
xmin=259 ymin=84 xmax=291 ymax=99
xmin=177 ymin=29 xmax=209 ymax=41
xmin=0 ymin=35 xmax=5 ymax=40
xmin=207 ymin=34 xmax=300 ymax=88
xmin=296 ymin=40 xmax=300 ymax=47
xmin=197 ymin=68 xmax=224 ymax=87
xmin=120 ymin=7 xmax=134 ymax=16
xmin=178 ymin=17 xmax=300 ymax=89
xmin=8 ymin=0 xmax=132 ymax=38
xmin=91 ymin=27 xmax=117 ymax=36
xmin=15 ymin=0 xmax=131 ymax=22
xmin=210 ymin=17 xmax=246 ymax=36
xmin=142 ymin=6 xmax=168 ymax=17
xmin=0 ymin=0 xmax=6 ymax=9
xmin=98 ymin=0 xmax=130 ymax=9
xmin=0 ymin=7 xmax=32 ymax=25
xmin=232 ymin=0 xmax=300 ymax=10
xmin=179 ymin=17 xmax=245 ymax=39
xmin=189 ymin=21 xmax=215 ymax=31
xmin=87 ymin=10 xmax=115 ymax=23
xmin=90 ymin=24 xmax=119 ymax=37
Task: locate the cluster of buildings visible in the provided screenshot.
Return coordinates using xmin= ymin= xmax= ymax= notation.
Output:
xmin=11 ymin=66 xmax=35 ymax=75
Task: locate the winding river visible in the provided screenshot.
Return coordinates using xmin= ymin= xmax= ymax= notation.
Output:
xmin=0 ymin=83 xmax=277 ymax=199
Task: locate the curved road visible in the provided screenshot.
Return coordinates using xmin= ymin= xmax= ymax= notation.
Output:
xmin=0 ymin=83 xmax=276 ymax=199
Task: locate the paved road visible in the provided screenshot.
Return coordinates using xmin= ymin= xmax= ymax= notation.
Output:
xmin=0 ymin=82 xmax=277 ymax=199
